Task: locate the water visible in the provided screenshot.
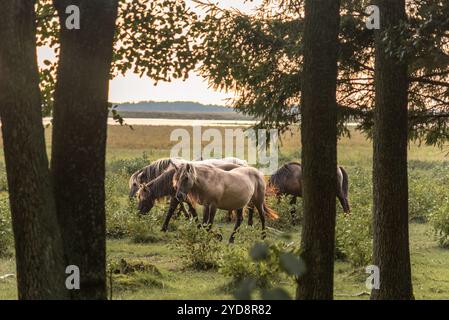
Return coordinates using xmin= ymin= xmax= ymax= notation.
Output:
xmin=43 ymin=117 xmax=257 ymax=127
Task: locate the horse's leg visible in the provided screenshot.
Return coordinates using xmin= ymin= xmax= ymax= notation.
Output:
xmin=226 ymin=210 xmax=233 ymax=223
xmin=202 ymin=205 xmax=210 ymax=227
xmin=206 ymin=205 xmax=217 ymax=231
xmin=186 ymin=201 xmax=198 ymax=222
xmin=229 ymin=208 xmax=244 ymax=243
xmin=178 ymin=202 xmax=190 ymax=219
xmin=247 ymin=205 xmax=254 ymax=226
xmin=337 ymin=192 xmax=350 ymax=214
xmin=289 ymin=196 xmax=297 ymax=224
xmin=161 ymin=197 xmax=179 ymax=232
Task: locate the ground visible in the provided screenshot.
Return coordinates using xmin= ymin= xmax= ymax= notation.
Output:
xmin=0 ymin=125 xmax=449 ymax=299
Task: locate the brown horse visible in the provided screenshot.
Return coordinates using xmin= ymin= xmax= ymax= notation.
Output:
xmin=173 ymin=163 xmax=278 ymax=242
xmin=137 ymin=163 xmax=242 ymax=231
xmin=268 ymin=162 xmax=350 ymax=213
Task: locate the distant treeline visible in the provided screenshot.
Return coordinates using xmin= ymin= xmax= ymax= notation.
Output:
xmin=109 ymin=101 xmax=253 ymax=120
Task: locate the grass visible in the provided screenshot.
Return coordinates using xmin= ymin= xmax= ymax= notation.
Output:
xmin=1 ymin=125 xmax=449 ymax=299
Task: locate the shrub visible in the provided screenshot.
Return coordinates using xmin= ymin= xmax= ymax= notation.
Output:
xmin=0 ymin=163 xmax=8 ymax=192
xmin=429 ymin=197 xmax=449 ymax=248
xmin=105 ymin=171 xmax=167 ymax=242
xmin=0 ymin=197 xmax=13 ymax=257
xmin=408 ymin=172 xmax=443 ymax=223
xmin=106 ymin=153 xmax=150 ymax=176
xmin=266 ymin=195 xmax=302 ymax=230
xmin=218 ymin=229 xmax=300 ymax=290
xmin=335 ymin=166 xmax=373 ymax=267
xmin=107 ymin=258 xmax=164 ymax=297
xmin=175 ymin=220 xmax=223 ymax=270
xmin=335 ymin=209 xmax=372 ymax=267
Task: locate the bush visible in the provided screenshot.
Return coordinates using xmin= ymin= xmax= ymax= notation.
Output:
xmin=266 ymin=195 xmax=302 ymax=230
xmin=0 ymin=197 xmax=13 ymax=257
xmin=106 ymin=153 xmax=150 ymax=176
xmin=107 ymin=258 xmax=164 ymax=297
xmin=105 ymin=170 xmax=167 ymax=242
xmin=218 ymin=228 xmax=300 ymax=290
xmin=335 ymin=209 xmax=372 ymax=267
xmin=335 ymin=166 xmax=373 ymax=267
xmin=0 ymin=163 xmax=8 ymax=192
xmin=175 ymin=220 xmax=223 ymax=270
xmin=429 ymin=197 xmax=449 ymax=248
xmin=408 ymin=171 xmax=444 ymax=223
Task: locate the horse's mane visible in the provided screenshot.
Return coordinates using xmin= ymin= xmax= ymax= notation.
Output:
xmin=146 ymin=168 xmax=176 ymax=200
xmin=129 ymin=169 xmax=143 ymax=186
xmin=269 ymin=162 xmax=301 ymax=187
xmin=141 ymin=158 xmax=175 ymax=182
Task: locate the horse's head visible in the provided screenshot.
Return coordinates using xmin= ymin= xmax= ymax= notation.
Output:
xmin=173 ymin=163 xmax=196 ymax=202
xmin=136 ymin=183 xmax=155 ymax=214
xmin=129 ymin=169 xmax=147 ymax=198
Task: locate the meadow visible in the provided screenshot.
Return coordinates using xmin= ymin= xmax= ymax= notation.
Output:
xmin=1 ymin=124 xmax=449 ymax=299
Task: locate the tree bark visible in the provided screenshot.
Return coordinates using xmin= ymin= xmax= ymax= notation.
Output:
xmin=371 ymin=0 xmax=413 ymax=300
xmin=296 ymin=0 xmax=340 ymax=300
xmin=51 ymin=0 xmax=118 ymax=299
xmin=0 ymin=0 xmax=68 ymax=299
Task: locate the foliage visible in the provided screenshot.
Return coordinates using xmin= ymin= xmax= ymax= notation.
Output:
xmin=0 ymin=163 xmax=8 ymax=192
xmin=175 ymin=220 xmax=223 ymax=270
xmin=219 ymin=233 xmax=303 ymax=300
xmin=266 ymin=194 xmax=302 ymax=230
xmin=334 ymin=166 xmax=372 ymax=267
xmin=0 ymin=197 xmax=13 ymax=258
xmin=106 ymin=154 xmax=150 ymax=176
xmin=192 ymin=0 xmax=449 ymax=145
xmin=429 ymin=198 xmax=449 ymax=248
xmin=104 ymin=164 xmax=165 ymax=243
xmin=107 ymin=258 xmax=164 ymax=298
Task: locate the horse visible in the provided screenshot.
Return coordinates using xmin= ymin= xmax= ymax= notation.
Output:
xmin=129 ymin=157 xmax=248 ymax=222
xmin=129 ymin=157 xmax=247 ymax=198
xmin=173 ymin=163 xmax=278 ymax=243
xmin=136 ymin=163 xmax=243 ymax=231
xmin=268 ymin=162 xmax=350 ymax=214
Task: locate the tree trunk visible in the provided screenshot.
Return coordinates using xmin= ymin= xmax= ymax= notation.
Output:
xmin=0 ymin=0 xmax=68 ymax=299
xmin=51 ymin=0 xmax=118 ymax=299
xmin=371 ymin=0 xmax=413 ymax=300
xmin=296 ymin=0 xmax=340 ymax=300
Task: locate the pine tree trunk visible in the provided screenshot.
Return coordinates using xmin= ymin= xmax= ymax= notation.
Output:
xmin=296 ymin=0 xmax=340 ymax=300
xmin=51 ymin=0 xmax=118 ymax=299
xmin=371 ymin=0 xmax=413 ymax=300
xmin=0 ymin=0 xmax=68 ymax=299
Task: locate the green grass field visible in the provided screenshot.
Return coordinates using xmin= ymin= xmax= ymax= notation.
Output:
xmin=1 ymin=125 xmax=449 ymax=300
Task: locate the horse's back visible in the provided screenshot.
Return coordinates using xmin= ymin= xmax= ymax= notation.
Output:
xmin=270 ymin=162 xmax=302 ymax=196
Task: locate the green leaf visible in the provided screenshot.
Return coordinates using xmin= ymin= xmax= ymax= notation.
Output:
xmin=279 ymin=252 xmax=306 ymax=277
xmin=249 ymin=243 xmax=269 ymax=261
xmin=261 ymin=288 xmax=292 ymax=300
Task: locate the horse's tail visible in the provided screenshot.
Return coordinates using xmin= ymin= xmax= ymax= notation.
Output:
xmin=263 ymin=202 xmax=279 ymax=220
xmin=339 ymin=166 xmax=349 ymax=198
xmin=339 ymin=166 xmax=350 ymax=213
xmin=264 ymin=176 xmax=278 ymax=196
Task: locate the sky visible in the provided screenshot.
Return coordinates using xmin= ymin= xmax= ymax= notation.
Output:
xmin=37 ymin=0 xmax=261 ymax=105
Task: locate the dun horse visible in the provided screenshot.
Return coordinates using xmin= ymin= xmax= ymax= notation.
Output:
xmin=269 ymin=162 xmax=350 ymax=214
xmin=173 ymin=163 xmax=278 ymax=243
xmin=136 ymin=163 xmax=242 ymax=231
xmin=130 ymin=157 xmax=247 ymax=223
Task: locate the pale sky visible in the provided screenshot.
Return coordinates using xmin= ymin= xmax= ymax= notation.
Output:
xmin=37 ymin=0 xmax=261 ymax=105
